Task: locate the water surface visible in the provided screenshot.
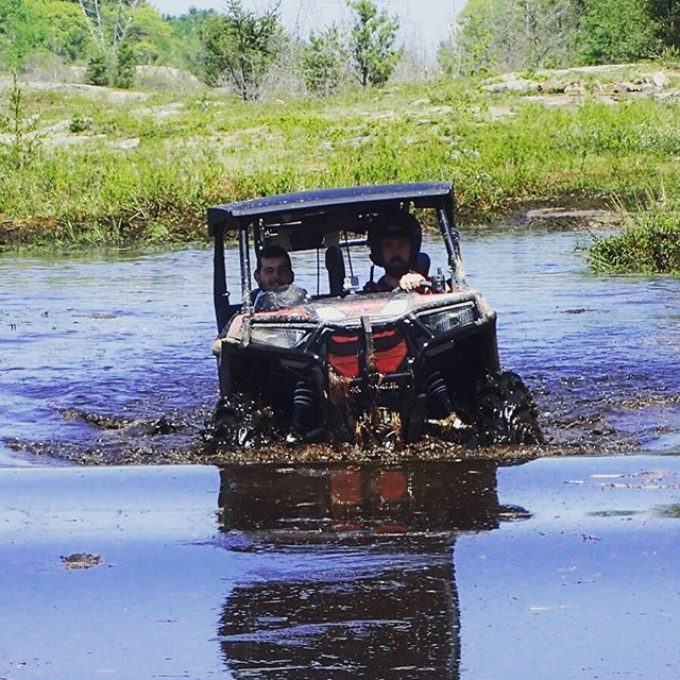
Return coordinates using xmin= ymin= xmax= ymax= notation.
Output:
xmin=1 ymin=226 xmax=679 ymax=464
xmin=2 ymin=230 xmax=679 ymax=676
xmin=1 ymin=456 xmax=679 ymax=679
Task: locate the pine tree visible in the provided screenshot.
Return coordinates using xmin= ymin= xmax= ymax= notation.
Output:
xmin=348 ymin=0 xmax=401 ymax=87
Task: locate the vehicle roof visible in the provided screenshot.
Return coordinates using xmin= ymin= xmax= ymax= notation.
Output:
xmin=207 ymin=182 xmax=454 ymax=235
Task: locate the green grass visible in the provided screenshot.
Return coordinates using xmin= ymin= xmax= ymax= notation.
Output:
xmin=2 ymin=70 xmax=680 ymax=275
xmin=589 ymin=196 xmax=680 ymax=275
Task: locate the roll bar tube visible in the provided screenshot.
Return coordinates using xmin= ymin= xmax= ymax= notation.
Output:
xmin=213 ymin=225 xmax=228 ymax=332
xmin=238 ymin=223 xmax=254 ymax=347
xmin=239 ymin=224 xmax=253 ymax=312
xmin=437 ymin=205 xmax=467 ymax=287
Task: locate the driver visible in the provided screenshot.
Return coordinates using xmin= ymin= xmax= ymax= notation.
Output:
xmin=364 ymin=211 xmax=430 ymax=292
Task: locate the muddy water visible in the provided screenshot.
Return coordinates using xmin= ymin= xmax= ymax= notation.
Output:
xmin=2 ymin=228 xmax=680 ymax=678
xmin=463 ymin=228 xmax=680 ymax=454
xmin=0 ymin=249 xmax=217 ymax=465
xmin=1 ymin=226 xmax=679 ymax=465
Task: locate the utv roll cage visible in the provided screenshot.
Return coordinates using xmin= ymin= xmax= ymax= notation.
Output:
xmin=207 ymin=182 xmax=464 ymax=333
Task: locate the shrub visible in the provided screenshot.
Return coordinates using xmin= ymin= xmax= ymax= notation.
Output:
xmin=69 ymin=114 xmax=92 ymax=133
xmin=589 ymin=199 xmax=680 ymax=275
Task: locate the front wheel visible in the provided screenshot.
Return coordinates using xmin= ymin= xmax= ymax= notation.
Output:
xmin=474 ymin=372 xmax=544 ymax=446
xmin=204 ymin=393 xmax=280 ymax=450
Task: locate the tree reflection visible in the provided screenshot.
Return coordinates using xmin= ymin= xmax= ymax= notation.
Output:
xmin=216 ymin=461 xmax=530 ymax=679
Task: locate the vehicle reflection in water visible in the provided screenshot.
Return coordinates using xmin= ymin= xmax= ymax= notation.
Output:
xmin=215 ymin=460 xmax=530 ymax=678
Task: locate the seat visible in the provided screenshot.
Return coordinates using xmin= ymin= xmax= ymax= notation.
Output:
xmin=414 ymin=252 xmax=431 ymax=277
xmin=325 ymin=246 xmax=345 ymax=296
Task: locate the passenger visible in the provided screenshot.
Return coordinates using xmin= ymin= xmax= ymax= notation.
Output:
xmin=251 ymin=246 xmax=308 ymax=312
xmin=364 ymin=211 xmax=431 ymax=292
xmin=213 ymin=246 xmax=297 ymax=351
xmin=253 ymin=245 xmax=294 ymax=296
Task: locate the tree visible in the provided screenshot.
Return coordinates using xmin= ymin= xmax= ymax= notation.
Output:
xmin=348 ymin=0 xmax=401 ymax=87
xmin=579 ymin=0 xmax=657 ymax=64
xmin=437 ymin=28 xmax=462 ymax=78
xmin=647 ymin=0 xmax=680 ymax=49
xmin=28 ymin=0 xmax=90 ymax=64
xmin=85 ymin=49 xmax=108 ymax=84
xmin=112 ymin=36 xmax=136 ymax=86
xmin=127 ymin=4 xmax=176 ymax=65
xmin=78 ymin=0 xmax=143 ymax=87
xmin=515 ymin=0 xmax=583 ymax=69
xmin=0 ymin=0 xmax=40 ymax=69
xmin=449 ymin=0 xmax=663 ymax=74
xmin=1 ymin=0 xmax=175 ymax=75
xmin=451 ymin=0 xmax=502 ymax=74
xmin=302 ymin=25 xmax=346 ymax=96
xmin=453 ymin=0 xmax=582 ymax=74
xmin=200 ymin=0 xmax=282 ymax=100
xmin=166 ymin=8 xmax=216 ymax=75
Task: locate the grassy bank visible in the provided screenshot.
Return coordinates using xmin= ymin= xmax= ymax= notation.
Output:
xmin=1 ymin=68 xmax=680 ymax=273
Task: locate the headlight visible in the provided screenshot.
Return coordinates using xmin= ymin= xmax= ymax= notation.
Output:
xmin=419 ymin=304 xmax=476 ymax=335
xmin=250 ymin=325 xmax=309 ymax=349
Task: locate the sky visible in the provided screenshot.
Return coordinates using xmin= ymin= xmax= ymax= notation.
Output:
xmin=147 ymin=0 xmax=468 ymax=49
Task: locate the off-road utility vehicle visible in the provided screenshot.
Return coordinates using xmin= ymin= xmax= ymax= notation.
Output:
xmin=208 ymin=182 xmax=542 ymax=447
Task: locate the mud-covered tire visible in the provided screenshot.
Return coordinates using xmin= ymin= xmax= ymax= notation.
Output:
xmin=474 ymin=371 xmax=544 ymax=446
xmin=402 ymin=393 xmax=427 ymax=444
xmin=202 ymin=397 xmax=246 ymax=449
xmin=213 ymin=397 xmax=242 ymax=443
xmin=205 ymin=394 xmax=280 ymax=450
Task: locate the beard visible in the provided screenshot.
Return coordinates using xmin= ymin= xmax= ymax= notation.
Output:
xmin=385 ymin=256 xmax=409 ymax=279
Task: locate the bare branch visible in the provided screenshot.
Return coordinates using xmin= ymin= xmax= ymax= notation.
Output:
xmin=77 ymin=0 xmax=106 ymax=52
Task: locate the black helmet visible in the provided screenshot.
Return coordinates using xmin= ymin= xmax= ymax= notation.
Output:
xmin=368 ymin=211 xmax=422 ymax=267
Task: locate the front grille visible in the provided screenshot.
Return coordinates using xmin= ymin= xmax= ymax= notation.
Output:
xmin=326 ymin=327 xmax=408 ymax=378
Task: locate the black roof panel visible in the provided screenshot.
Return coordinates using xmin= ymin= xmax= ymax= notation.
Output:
xmin=208 ymin=182 xmax=453 ymax=234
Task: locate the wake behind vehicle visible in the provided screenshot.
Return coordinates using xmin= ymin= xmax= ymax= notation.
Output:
xmin=208 ymin=182 xmax=542 ymax=448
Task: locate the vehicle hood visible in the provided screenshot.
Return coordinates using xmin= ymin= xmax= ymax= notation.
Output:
xmin=243 ymin=289 xmax=495 ymax=326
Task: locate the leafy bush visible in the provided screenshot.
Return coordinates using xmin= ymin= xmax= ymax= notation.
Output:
xmin=69 ymin=114 xmax=92 ymax=133
xmin=302 ymin=26 xmax=346 ymax=97
xmin=113 ymin=41 xmax=137 ymax=89
xmin=656 ymin=46 xmax=680 ymax=69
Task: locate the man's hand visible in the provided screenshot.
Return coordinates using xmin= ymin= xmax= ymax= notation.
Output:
xmin=398 ymin=272 xmax=429 ymax=291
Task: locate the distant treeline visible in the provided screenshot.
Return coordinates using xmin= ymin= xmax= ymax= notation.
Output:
xmin=442 ymin=0 xmax=680 ymax=75
xmin=0 ymin=0 xmax=406 ymax=97
xmin=2 ymin=0 xmax=680 ymax=97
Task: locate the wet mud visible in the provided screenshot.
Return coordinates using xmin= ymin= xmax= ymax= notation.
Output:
xmin=5 ymin=380 xmax=676 ymax=466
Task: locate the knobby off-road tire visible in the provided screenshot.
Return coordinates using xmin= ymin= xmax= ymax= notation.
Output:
xmin=474 ymin=371 xmax=544 ymax=446
xmin=202 ymin=397 xmax=244 ymax=451
xmin=205 ymin=394 xmax=280 ymax=450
